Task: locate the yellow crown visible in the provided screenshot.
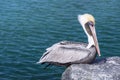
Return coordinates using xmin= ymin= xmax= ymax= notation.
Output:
xmin=83 ymin=14 xmax=95 ymax=24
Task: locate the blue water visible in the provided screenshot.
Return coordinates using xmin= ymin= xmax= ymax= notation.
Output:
xmin=0 ymin=0 xmax=119 ymax=80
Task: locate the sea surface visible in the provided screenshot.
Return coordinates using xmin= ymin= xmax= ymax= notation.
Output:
xmin=0 ymin=0 xmax=119 ymax=80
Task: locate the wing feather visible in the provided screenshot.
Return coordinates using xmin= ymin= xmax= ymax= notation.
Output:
xmin=37 ymin=41 xmax=95 ymax=64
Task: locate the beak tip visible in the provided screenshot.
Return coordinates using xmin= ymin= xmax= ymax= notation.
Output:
xmin=98 ymin=53 xmax=101 ymax=56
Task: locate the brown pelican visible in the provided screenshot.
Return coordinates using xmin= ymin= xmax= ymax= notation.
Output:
xmin=37 ymin=13 xmax=101 ymax=66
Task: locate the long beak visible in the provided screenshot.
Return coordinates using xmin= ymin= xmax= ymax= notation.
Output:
xmin=89 ymin=25 xmax=101 ymax=56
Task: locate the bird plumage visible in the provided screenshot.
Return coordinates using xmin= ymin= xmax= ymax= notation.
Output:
xmin=37 ymin=13 xmax=101 ymax=66
xmin=37 ymin=41 xmax=96 ymax=66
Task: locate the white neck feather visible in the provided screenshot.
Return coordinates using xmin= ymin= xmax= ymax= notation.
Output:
xmin=83 ymin=25 xmax=94 ymax=48
xmin=87 ymin=35 xmax=94 ymax=48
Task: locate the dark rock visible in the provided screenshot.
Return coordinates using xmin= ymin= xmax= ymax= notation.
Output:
xmin=62 ymin=57 xmax=120 ymax=80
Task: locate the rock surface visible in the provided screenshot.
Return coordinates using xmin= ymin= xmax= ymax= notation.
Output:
xmin=62 ymin=57 xmax=120 ymax=80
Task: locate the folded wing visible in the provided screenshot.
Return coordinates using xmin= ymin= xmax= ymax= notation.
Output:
xmin=37 ymin=41 xmax=96 ymax=65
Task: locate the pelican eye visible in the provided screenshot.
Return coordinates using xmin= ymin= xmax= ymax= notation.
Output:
xmin=87 ymin=21 xmax=94 ymax=27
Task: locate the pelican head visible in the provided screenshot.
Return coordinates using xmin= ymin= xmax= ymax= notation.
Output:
xmin=78 ymin=14 xmax=101 ymax=56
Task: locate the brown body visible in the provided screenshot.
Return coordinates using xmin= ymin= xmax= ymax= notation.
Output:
xmin=37 ymin=41 xmax=97 ymax=66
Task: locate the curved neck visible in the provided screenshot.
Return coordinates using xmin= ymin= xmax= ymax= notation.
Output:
xmin=87 ymin=35 xmax=94 ymax=48
xmin=83 ymin=26 xmax=94 ymax=48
